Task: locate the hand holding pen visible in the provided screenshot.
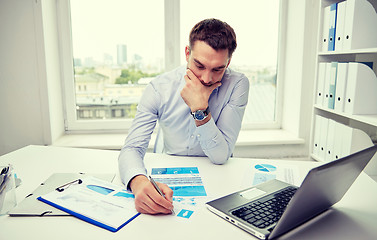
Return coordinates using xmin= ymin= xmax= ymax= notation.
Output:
xmin=149 ymin=176 xmax=175 ymax=215
xmin=130 ymin=175 xmax=174 ymax=215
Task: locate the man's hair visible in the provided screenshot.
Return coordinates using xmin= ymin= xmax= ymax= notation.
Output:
xmin=189 ymin=18 xmax=237 ymax=58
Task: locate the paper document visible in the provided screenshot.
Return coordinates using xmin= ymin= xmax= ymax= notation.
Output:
xmin=242 ymin=163 xmax=300 ymax=188
xmin=10 ymin=173 xmax=115 ymax=216
xmin=150 ymin=167 xmax=207 ymax=219
xmin=38 ymin=176 xmax=139 ymax=232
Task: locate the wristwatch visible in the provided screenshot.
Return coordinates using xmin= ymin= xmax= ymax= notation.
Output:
xmin=191 ymin=106 xmax=210 ymax=121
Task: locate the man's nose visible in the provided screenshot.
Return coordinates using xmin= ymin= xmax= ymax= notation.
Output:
xmin=201 ymin=70 xmax=212 ymax=84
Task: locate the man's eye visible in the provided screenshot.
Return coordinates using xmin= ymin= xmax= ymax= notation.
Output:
xmin=196 ymin=65 xmax=204 ymax=70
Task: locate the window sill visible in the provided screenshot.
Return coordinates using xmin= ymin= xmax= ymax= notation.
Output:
xmin=52 ymin=129 xmax=305 ymax=151
xmin=236 ymin=129 xmax=304 ymax=146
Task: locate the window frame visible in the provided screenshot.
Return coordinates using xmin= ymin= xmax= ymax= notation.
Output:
xmin=57 ymin=0 xmax=285 ymax=132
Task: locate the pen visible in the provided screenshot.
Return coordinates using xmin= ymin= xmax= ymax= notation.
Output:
xmin=149 ymin=175 xmax=175 ymax=215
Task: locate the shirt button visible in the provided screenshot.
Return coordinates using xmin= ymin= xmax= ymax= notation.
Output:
xmin=191 ymin=135 xmax=194 ymax=138
xmin=197 ymin=134 xmax=201 ymax=138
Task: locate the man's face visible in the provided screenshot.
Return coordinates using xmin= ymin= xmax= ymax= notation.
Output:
xmin=185 ymin=41 xmax=231 ymax=87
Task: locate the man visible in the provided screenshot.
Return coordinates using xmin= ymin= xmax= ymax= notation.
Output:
xmin=118 ymin=18 xmax=249 ymax=214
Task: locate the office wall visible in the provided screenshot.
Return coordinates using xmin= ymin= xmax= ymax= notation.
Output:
xmin=39 ymin=0 xmax=65 ymax=144
xmin=280 ymin=0 xmax=317 ymax=156
xmin=0 ymin=0 xmax=64 ymax=156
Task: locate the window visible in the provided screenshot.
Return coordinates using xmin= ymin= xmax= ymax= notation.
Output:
xmin=59 ymin=0 xmax=282 ymax=131
xmin=180 ymin=0 xmax=281 ymax=128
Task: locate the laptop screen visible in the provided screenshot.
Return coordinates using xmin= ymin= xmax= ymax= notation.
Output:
xmin=269 ymin=145 xmax=377 ymax=239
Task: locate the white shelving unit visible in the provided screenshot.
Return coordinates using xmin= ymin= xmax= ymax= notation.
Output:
xmin=314 ymin=104 xmax=377 ymax=127
xmin=311 ymin=0 xmax=377 ymax=177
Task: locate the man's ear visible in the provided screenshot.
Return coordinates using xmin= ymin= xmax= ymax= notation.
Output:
xmin=226 ymin=57 xmax=232 ymax=68
xmin=185 ymin=45 xmax=190 ymax=62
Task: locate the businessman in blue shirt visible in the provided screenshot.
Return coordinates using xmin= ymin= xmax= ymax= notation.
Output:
xmin=119 ymin=18 xmax=249 ymax=214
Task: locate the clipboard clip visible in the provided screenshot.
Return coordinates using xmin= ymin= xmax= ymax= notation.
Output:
xmin=56 ymin=179 xmax=82 ymax=192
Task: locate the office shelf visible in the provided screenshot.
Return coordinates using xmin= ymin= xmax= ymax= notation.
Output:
xmin=310 ymin=0 xmax=377 ymax=176
xmin=314 ymin=105 xmax=377 ymax=127
xmin=318 ymin=47 xmax=377 ymax=55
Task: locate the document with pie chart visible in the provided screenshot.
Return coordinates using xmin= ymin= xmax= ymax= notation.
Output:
xmin=242 ymin=163 xmax=300 ymax=188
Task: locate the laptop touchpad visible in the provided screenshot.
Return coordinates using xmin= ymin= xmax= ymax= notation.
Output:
xmin=240 ymin=188 xmax=266 ymax=200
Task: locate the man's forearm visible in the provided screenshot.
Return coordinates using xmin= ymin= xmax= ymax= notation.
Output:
xmin=118 ymin=148 xmax=148 ymax=190
xmin=195 ymin=117 xmax=234 ymax=164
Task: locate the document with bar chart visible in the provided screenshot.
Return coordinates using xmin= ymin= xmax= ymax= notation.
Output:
xmin=150 ymin=167 xmax=207 ymax=219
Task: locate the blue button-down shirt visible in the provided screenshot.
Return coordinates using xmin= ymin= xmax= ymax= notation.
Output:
xmin=118 ymin=66 xmax=249 ymax=188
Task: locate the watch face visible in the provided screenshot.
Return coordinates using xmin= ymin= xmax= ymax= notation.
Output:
xmin=194 ymin=111 xmax=206 ymax=120
xmin=191 ymin=107 xmax=210 ymax=121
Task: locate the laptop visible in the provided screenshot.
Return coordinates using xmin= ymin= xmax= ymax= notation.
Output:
xmin=206 ymin=145 xmax=377 ymax=239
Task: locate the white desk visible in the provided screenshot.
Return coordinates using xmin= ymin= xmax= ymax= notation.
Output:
xmin=0 ymin=145 xmax=376 ymax=240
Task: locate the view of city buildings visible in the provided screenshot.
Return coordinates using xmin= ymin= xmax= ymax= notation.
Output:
xmin=73 ymin=44 xmax=276 ymax=123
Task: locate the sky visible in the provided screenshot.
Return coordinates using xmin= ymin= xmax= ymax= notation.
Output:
xmin=70 ymin=0 xmax=280 ymax=67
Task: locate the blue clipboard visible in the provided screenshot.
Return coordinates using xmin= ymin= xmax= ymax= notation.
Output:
xmin=37 ymin=176 xmax=140 ymax=232
xmin=37 ymin=196 xmax=140 ymax=232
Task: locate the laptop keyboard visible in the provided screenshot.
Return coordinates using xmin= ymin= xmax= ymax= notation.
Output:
xmin=231 ymin=186 xmax=297 ymax=229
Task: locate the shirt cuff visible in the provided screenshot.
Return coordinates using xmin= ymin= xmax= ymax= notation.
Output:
xmin=194 ymin=117 xmax=220 ymax=150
